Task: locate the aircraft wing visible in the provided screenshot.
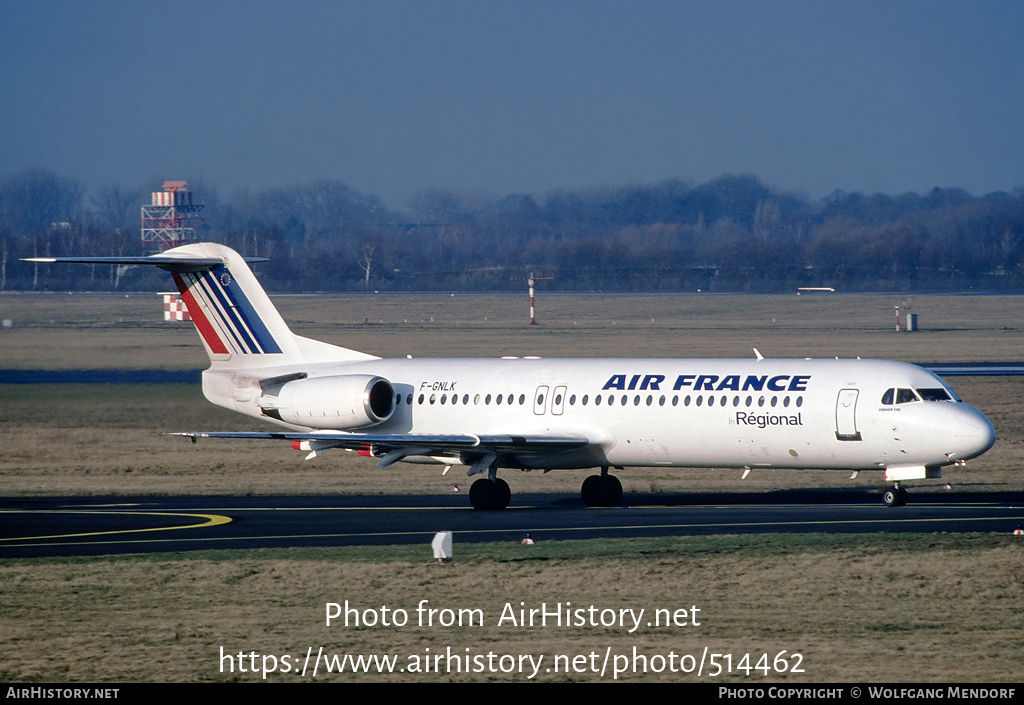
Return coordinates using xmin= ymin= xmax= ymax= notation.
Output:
xmin=171 ymin=430 xmax=591 ymax=470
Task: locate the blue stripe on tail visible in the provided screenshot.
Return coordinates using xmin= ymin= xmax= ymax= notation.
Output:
xmin=194 ymin=266 xmax=283 ymax=355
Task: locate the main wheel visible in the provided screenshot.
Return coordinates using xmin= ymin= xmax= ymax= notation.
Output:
xmin=469 ymin=478 xmax=510 ymax=510
xmin=581 ymin=474 xmax=623 ymax=507
xmin=469 ymin=478 xmax=496 ymax=510
xmin=605 ymin=474 xmax=623 ymax=506
xmin=581 ymin=475 xmax=604 ymax=506
xmin=494 ymin=478 xmax=511 ymax=509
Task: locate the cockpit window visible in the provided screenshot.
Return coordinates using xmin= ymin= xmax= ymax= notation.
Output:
xmin=884 ymin=386 xmax=955 ymax=405
xmin=896 ymin=388 xmax=919 ymax=404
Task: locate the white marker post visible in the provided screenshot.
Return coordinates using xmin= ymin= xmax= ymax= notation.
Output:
xmin=529 ymin=272 xmax=536 ymax=325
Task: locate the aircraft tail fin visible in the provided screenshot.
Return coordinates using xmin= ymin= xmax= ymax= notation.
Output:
xmin=164 ymin=243 xmax=376 ymax=367
xmin=27 ymin=243 xmax=375 ymax=368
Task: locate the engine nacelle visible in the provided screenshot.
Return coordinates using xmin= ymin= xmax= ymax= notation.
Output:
xmin=259 ymin=374 xmax=395 ymax=429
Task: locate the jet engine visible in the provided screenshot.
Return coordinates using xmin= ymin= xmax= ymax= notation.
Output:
xmin=259 ymin=374 xmax=395 ymax=429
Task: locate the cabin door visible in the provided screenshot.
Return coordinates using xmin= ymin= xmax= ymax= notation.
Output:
xmin=835 ymin=389 xmax=863 ymax=441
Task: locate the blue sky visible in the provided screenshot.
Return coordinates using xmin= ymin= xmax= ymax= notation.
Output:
xmin=2 ymin=0 xmax=1022 ymax=208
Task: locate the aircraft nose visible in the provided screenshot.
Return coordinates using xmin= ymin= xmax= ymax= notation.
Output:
xmin=951 ymin=405 xmax=996 ymax=460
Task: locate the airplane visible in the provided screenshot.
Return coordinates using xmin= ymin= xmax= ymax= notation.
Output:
xmin=28 ymin=242 xmax=996 ymax=510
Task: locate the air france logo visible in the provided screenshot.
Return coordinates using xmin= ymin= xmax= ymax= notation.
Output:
xmin=602 ymin=374 xmax=811 ymax=392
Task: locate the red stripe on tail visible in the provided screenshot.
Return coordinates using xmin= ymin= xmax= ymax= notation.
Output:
xmin=172 ymin=272 xmax=230 ymax=355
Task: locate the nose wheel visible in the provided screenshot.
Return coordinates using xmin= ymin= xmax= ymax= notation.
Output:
xmin=882 ymin=485 xmax=909 ymax=507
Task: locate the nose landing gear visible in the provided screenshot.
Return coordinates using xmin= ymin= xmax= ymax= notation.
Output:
xmin=882 ymin=484 xmax=909 ymax=507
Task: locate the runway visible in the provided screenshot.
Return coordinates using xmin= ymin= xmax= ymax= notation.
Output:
xmin=3 ymin=489 xmax=1022 ymax=558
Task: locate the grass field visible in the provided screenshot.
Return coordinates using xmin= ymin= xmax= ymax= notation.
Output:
xmin=1 ymin=291 xmax=1022 ymax=683
xmin=6 ymin=291 xmax=1024 ymax=367
xmin=2 ymin=535 xmax=1021 ymax=683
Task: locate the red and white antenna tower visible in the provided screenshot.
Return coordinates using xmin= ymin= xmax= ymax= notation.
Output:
xmin=141 ymin=181 xmax=204 ymax=253
xmin=529 ymin=273 xmax=537 ymax=325
xmin=526 ymin=272 xmax=554 ymax=325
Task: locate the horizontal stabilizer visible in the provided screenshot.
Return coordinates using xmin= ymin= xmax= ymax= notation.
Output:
xmin=23 ymin=254 xmax=268 ymax=273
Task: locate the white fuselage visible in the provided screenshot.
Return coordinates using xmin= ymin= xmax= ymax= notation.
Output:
xmin=207 ymin=356 xmax=995 ymax=475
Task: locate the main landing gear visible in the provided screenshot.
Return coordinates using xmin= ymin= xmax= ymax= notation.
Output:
xmin=581 ymin=467 xmax=623 ymax=507
xmin=469 ymin=478 xmax=511 ymax=510
xmin=467 ymin=467 xmax=624 ymax=510
xmin=882 ymin=483 xmax=909 ymax=507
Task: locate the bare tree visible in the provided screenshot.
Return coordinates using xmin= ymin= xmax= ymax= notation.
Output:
xmin=1 ymin=235 xmax=8 ymax=291
xmin=92 ymin=183 xmax=140 ymax=235
xmin=357 ymin=239 xmax=376 ymax=290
